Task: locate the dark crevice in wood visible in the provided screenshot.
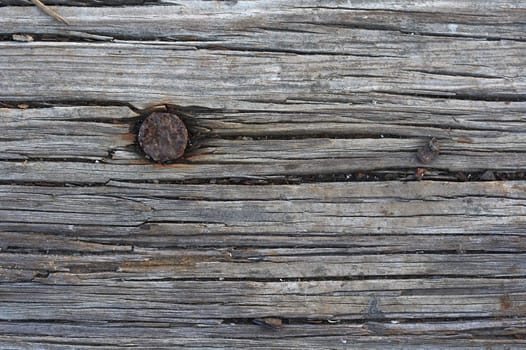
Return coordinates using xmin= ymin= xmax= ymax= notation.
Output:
xmin=292 ymin=20 xmax=403 ymax=34
xmin=1 ymin=170 xmax=523 ymax=187
xmin=0 ymin=0 xmax=152 ymax=6
xmin=203 ymin=134 xmax=415 ymax=141
xmin=0 ymin=218 xmax=146 ymax=227
xmin=226 ymin=315 xmax=522 ymax=327
xmin=32 ymin=271 xmax=50 ymax=278
xmin=4 ymin=248 xmax=525 ymax=256
xmin=289 ymin=21 xmax=526 ymax=43
xmin=0 ymin=157 xmax=106 ymax=164
xmin=197 ymin=44 xmax=402 ymax=58
xmin=0 ymin=99 xmax=138 ymax=110
xmin=3 ymin=245 xmax=134 ymax=255
xmin=378 ymin=91 xmax=526 ymax=103
xmin=4 ymin=31 xmax=114 ymax=42
xmin=4 ymin=247 xmax=525 ymax=256
xmin=0 ymin=315 xmax=516 ymax=326
xmin=8 ymin=31 xmax=520 ymax=52
xmin=293 ymin=5 xmax=497 ymax=17
xmin=0 ymin=181 xmax=94 ymax=187
xmin=401 ymin=68 xmax=504 ymax=80
xmin=228 ymin=250 xmax=526 ymax=258
xmin=112 ymin=275 xmax=526 ymax=283
xmin=399 ymin=30 xmax=526 ymax=43
xmin=142 ymin=214 xmax=516 ymax=226
xmin=8 ymin=30 xmax=519 ymax=54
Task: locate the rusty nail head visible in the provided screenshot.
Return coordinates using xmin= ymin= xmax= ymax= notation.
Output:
xmin=138 ymin=112 xmax=188 ymax=163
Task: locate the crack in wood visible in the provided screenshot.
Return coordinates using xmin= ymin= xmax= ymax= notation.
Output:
xmin=1 ymin=1 xmax=526 ymax=346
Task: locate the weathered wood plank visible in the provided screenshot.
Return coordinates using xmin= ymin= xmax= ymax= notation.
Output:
xmin=6 ymin=100 xmax=526 ymax=141
xmin=1 ymin=278 xmax=525 ymax=322
xmin=0 ymin=40 xmax=523 ymax=110
xmin=2 ymin=105 xmax=525 ymax=182
xmin=1 ymin=181 xmax=525 ymax=282
xmin=1 ymin=1 xmax=525 ymax=110
xmin=3 ymin=250 xmax=526 ymax=282
xmin=1 ymin=180 xmax=525 ymax=233
xmin=1 ymin=318 xmax=525 ymax=340
xmin=2 ymin=228 xmax=524 ymax=251
xmin=0 ymin=333 xmax=524 ymax=350
xmin=2 ymin=144 xmax=524 ymax=183
xmin=1 ymin=181 xmax=524 ymax=252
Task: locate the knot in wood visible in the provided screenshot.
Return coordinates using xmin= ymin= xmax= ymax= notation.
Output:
xmin=138 ymin=112 xmax=188 ymax=163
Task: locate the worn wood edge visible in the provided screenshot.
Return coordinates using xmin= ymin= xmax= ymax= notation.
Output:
xmin=1 ymin=1 xmax=526 ymax=42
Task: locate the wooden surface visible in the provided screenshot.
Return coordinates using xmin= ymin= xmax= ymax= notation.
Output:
xmin=1 ymin=1 xmax=526 ymax=349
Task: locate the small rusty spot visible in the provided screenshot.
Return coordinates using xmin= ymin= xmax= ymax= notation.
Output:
xmin=138 ymin=112 xmax=188 ymax=163
xmin=500 ymin=294 xmax=512 ymax=311
xmin=415 ymin=167 xmax=426 ymax=179
xmin=120 ymin=133 xmax=137 ymax=142
xmin=417 ymin=137 xmax=440 ymax=164
xmin=455 ymin=136 xmax=474 ymax=144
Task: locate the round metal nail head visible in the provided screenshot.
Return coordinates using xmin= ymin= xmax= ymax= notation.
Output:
xmin=138 ymin=112 xmax=188 ymax=163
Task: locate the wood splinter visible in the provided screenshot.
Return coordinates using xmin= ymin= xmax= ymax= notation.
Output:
xmin=31 ymin=0 xmax=70 ymax=25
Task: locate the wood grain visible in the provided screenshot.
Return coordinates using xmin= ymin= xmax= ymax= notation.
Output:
xmin=1 ymin=1 xmax=525 ymax=348
xmin=2 ymin=1 xmax=526 ymax=41
xmin=1 ymin=106 xmax=525 ymax=184
xmin=0 ymin=320 xmax=524 ymax=349
xmin=0 ymin=40 xmax=524 ymax=110
xmin=1 ymin=1 xmax=524 ymax=109
xmin=1 ymin=181 xmax=525 ymax=327
xmin=1 ymin=278 xmax=526 ymax=321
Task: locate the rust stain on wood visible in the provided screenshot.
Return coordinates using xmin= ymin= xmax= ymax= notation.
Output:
xmin=119 ymin=133 xmax=137 ymax=142
xmin=500 ymin=294 xmax=512 ymax=311
xmin=454 ymin=137 xmax=475 ymax=144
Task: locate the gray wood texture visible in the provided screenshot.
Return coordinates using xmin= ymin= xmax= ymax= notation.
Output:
xmin=1 ymin=1 xmax=525 ymax=348
xmin=0 ymin=1 xmax=525 ymax=110
xmin=1 ymin=180 xmax=526 ymax=348
xmin=1 ymin=105 xmax=525 ymax=183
